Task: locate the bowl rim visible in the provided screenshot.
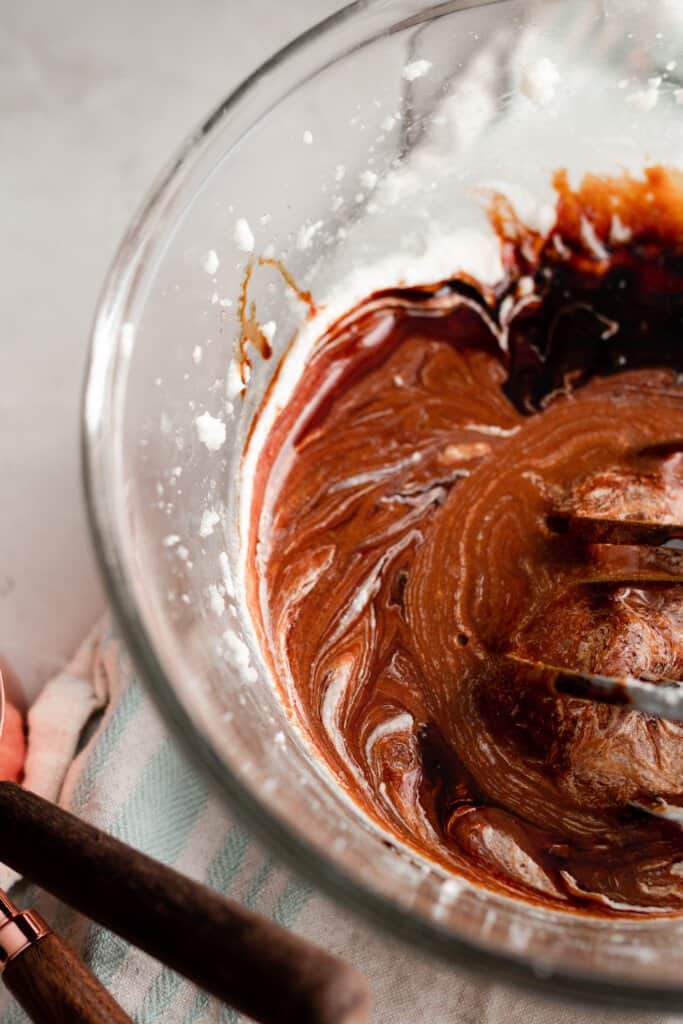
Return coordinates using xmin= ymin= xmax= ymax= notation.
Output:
xmin=82 ymin=0 xmax=683 ymax=1010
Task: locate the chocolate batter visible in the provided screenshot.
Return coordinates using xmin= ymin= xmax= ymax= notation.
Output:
xmin=247 ymin=167 xmax=683 ymax=915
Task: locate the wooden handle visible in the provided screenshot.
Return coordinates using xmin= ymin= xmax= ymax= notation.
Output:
xmin=4 ymin=932 xmax=132 ymax=1024
xmin=0 ymin=783 xmax=370 ymax=1024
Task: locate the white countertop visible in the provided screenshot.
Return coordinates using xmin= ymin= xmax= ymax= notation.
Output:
xmin=1 ymin=0 xmax=343 ymax=700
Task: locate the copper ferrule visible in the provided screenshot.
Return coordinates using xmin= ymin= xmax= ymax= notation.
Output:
xmin=0 ymin=904 xmax=49 ymax=972
xmin=0 ymin=892 xmax=19 ymax=922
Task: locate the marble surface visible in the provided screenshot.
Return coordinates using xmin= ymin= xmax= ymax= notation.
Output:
xmin=1 ymin=0 xmax=343 ymax=700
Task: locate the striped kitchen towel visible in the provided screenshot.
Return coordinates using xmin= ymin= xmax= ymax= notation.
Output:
xmin=0 ymin=621 xmax=679 ymax=1024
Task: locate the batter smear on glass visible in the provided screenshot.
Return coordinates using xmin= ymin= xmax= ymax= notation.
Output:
xmin=247 ymin=167 xmax=683 ymax=915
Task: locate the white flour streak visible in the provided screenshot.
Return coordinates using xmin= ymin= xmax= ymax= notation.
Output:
xmin=233 ymin=218 xmax=255 ymax=253
xmin=520 ymin=58 xmax=560 ymax=106
xmin=202 ymin=250 xmax=219 ymax=275
xmin=580 ymin=216 xmax=609 ymax=261
xmin=402 ymin=59 xmax=432 ymax=82
xmin=199 ymin=507 xmax=220 ymax=538
xmin=195 ymin=411 xmax=226 ymax=451
xmin=328 ymin=533 xmax=416 ymax=646
xmin=364 ymin=712 xmax=414 ymax=762
xmin=321 ymin=659 xmax=353 ymax=752
xmin=464 ymin=422 xmax=520 ymax=438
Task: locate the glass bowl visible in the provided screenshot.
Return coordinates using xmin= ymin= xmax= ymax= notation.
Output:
xmin=83 ymin=0 xmax=683 ymax=1010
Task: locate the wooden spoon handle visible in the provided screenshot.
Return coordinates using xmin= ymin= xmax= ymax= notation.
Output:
xmin=4 ymin=931 xmax=132 ymax=1024
xmin=0 ymin=783 xmax=370 ymax=1024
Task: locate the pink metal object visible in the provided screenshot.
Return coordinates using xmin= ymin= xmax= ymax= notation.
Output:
xmin=0 ymin=903 xmax=50 ymax=973
xmin=0 ymin=681 xmax=50 ymax=974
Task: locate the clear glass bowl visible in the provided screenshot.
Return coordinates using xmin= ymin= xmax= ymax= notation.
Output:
xmin=83 ymin=0 xmax=683 ymax=1010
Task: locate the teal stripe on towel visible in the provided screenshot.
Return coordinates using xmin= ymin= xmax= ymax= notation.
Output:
xmin=272 ymin=877 xmax=313 ymax=929
xmin=71 ymin=675 xmax=143 ymax=812
xmin=4 ymin=997 xmax=27 ymax=1024
xmin=242 ymin=859 xmax=274 ymax=911
xmin=206 ymin=823 xmax=251 ymax=892
xmin=110 ymin=736 xmax=208 ymax=860
xmin=185 ymin=991 xmax=210 ymax=1024
xmin=81 ymin=738 xmax=208 ymax=993
xmin=220 ymin=1005 xmax=240 ymax=1023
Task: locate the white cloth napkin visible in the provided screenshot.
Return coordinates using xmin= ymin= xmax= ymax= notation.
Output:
xmin=0 ymin=620 xmax=679 ymax=1024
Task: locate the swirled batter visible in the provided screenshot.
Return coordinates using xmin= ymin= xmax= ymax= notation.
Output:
xmin=247 ymin=167 xmax=683 ymax=915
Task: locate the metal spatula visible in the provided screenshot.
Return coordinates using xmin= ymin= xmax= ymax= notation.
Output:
xmin=510 ymin=508 xmax=683 ymax=723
